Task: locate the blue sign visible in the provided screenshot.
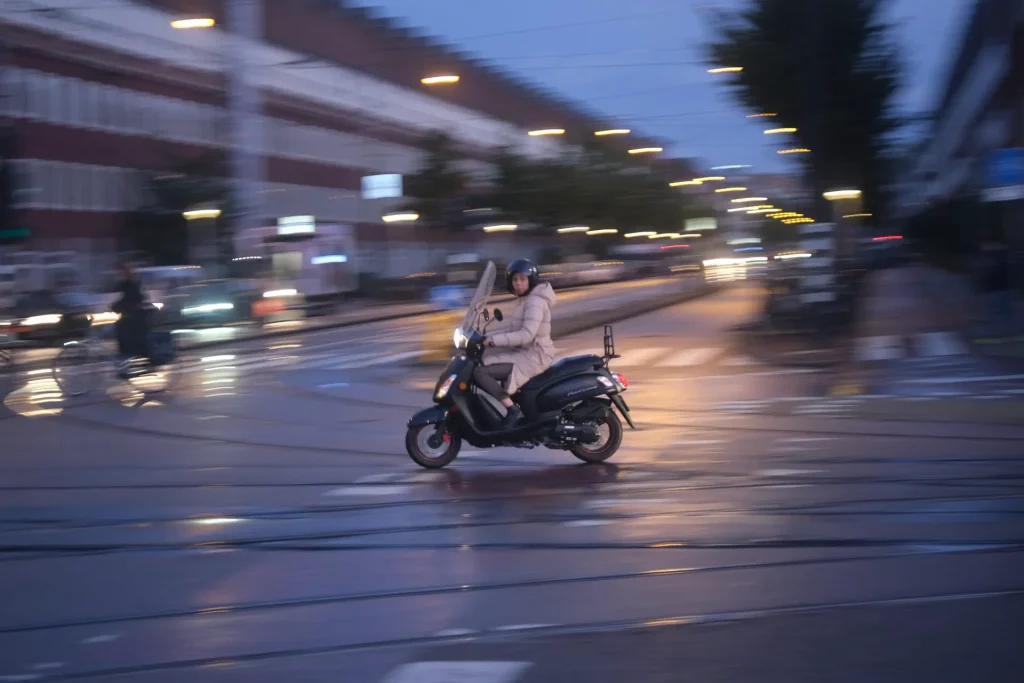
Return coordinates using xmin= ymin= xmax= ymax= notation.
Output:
xmin=429 ymin=285 xmax=468 ymax=310
xmin=986 ymin=148 xmax=1024 ymax=188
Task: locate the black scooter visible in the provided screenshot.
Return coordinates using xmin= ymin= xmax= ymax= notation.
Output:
xmin=405 ymin=313 xmax=635 ymax=469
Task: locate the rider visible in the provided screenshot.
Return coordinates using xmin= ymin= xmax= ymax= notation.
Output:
xmin=111 ymin=261 xmax=150 ymax=378
xmin=476 ymin=259 xmax=557 ymax=428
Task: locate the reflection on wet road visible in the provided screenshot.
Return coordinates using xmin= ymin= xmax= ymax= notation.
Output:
xmin=1 ymin=285 xmax=1023 ymax=682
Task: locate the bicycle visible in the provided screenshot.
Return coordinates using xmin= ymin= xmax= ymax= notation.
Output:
xmin=51 ymin=311 xmax=178 ymax=397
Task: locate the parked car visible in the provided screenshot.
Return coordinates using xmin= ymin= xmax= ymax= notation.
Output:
xmin=5 ymin=290 xmax=93 ymax=343
xmin=162 ymin=279 xmax=262 ymax=328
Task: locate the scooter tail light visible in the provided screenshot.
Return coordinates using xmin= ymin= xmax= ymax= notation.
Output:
xmin=613 ymin=372 xmax=629 ymax=389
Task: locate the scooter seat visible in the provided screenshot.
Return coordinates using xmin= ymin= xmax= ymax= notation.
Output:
xmin=519 ymin=354 xmax=603 ymax=392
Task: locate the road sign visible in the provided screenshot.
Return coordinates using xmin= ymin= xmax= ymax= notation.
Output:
xmin=983 ymin=148 xmax=1024 ymax=202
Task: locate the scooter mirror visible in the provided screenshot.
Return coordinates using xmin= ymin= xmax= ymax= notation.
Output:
xmin=482 ymin=309 xmax=490 ymax=321
xmin=493 ymin=308 xmax=503 ymax=322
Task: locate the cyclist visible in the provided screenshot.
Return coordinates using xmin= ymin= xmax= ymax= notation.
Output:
xmin=111 ymin=262 xmax=150 ymax=378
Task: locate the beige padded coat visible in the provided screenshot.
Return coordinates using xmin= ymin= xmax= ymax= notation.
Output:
xmin=484 ymin=282 xmax=557 ymax=395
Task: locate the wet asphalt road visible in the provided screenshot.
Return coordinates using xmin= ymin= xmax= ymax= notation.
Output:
xmin=1 ymin=286 xmax=1023 ymax=682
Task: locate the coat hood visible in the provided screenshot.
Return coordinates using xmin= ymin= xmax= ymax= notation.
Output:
xmin=528 ymin=281 xmax=556 ymax=308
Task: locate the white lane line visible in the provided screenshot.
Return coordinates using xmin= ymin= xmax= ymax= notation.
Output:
xmin=435 ymin=628 xmax=477 ymax=637
xmin=856 ymin=335 xmax=904 ymax=362
xmin=80 ymin=634 xmax=120 ymax=644
xmin=612 ymin=348 xmax=671 ymax=367
xmin=916 ymin=331 xmax=969 ymax=357
xmin=562 ymin=519 xmax=613 ymax=527
xmin=661 ymin=347 xmax=722 ymax=367
xmin=380 ymin=661 xmax=532 ymax=683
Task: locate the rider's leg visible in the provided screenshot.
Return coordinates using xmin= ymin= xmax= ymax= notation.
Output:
xmin=472 ymin=363 xmax=522 ymax=427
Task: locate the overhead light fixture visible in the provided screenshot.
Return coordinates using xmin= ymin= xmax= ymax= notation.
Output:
xmin=183 ymin=208 xmax=221 ymax=220
xmin=711 ymin=164 xmax=752 ymax=170
xmin=693 ymin=176 xmax=726 ymax=182
xmin=649 ymin=233 xmax=681 ymax=239
xmin=747 ymin=113 xmax=777 ymax=118
xmin=382 ymin=212 xmax=419 ymax=223
xmin=628 ymin=147 xmax=663 ymax=154
xmin=528 ymin=128 xmax=565 ymax=136
xmin=708 ymin=66 xmax=743 ymax=74
xmin=586 ymin=229 xmax=619 ymax=236
xmin=595 ymin=129 xmax=630 ymax=136
xmin=670 ymin=180 xmax=702 ymax=187
xmin=778 ymin=148 xmax=811 ymax=155
xmin=843 ymin=213 xmax=873 ymax=218
xmin=764 ymin=128 xmax=797 ymax=135
xmin=747 ymin=208 xmax=781 ymax=214
xmin=731 ymin=197 xmax=769 ymax=204
xmin=421 ymin=75 xmax=460 ymax=85
xmin=625 ymin=231 xmax=656 ymax=238
xmin=823 ymin=189 xmax=862 ymax=200
xmin=715 ymin=187 xmax=747 ymax=193
xmin=557 ymin=226 xmax=590 ymax=233
xmin=171 ymin=17 xmax=215 ymax=29
xmin=728 ymin=205 xmax=771 ymax=212
xmin=483 ymin=224 xmax=518 ymax=232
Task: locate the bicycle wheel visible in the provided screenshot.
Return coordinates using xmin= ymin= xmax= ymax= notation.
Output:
xmin=52 ymin=341 xmax=101 ymax=396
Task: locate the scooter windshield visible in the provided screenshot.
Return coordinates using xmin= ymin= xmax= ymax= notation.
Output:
xmin=460 ymin=260 xmax=496 ymax=333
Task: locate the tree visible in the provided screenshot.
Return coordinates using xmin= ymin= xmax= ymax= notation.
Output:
xmin=708 ymin=0 xmax=903 ymax=219
xmin=403 ymin=132 xmax=467 ymax=230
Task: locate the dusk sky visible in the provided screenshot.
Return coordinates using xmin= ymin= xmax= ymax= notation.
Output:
xmin=353 ymin=0 xmax=971 ymax=173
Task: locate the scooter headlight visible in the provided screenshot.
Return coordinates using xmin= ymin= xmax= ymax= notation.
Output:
xmin=435 ymin=373 xmax=458 ymax=400
xmin=453 ymin=327 xmax=468 ymax=349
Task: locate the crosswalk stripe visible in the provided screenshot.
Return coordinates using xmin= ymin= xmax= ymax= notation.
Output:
xmin=916 ymin=331 xmax=968 ymax=357
xmin=661 ymin=347 xmax=722 ymax=366
xmin=612 ymin=348 xmax=670 ymax=366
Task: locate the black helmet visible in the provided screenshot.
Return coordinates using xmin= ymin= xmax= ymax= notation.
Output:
xmin=505 ymin=259 xmax=539 ymax=295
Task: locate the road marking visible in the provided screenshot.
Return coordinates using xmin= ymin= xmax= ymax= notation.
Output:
xmin=326 ymin=486 xmax=410 ymax=496
xmin=334 ymin=350 xmax=426 ymax=369
xmin=661 ymin=347 xmax=721 ymax=367
xmin=435 ymin=628 xmax=477 ymax=637
xmin=778 ymin=437 xmax=835 ymax=443
xmin=722 ymin=355 xmax=757 ymax=366
xmin=613 ymin=348 xmax=671 ymax=367
xmin=671 ymin=439 xmax=727 ymax=446
xmin=494 ymin=624 xmax=554 ymax=631
xmin=381 ymin=661 xmax=532 ymax=683
xmin=562 ymin=519 xmax=612 ymax=527
xmin=856 ymin=336 xmax=903 ymax=362
xmin=917 ymin=331 xmax=968 ymax=357
xmin=758 ymin=469 xmax=821 ymax=477
xmin=80 ymin=634 xmax=119 ymax=644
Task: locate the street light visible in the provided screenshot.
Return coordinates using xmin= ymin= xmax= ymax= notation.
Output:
xmin=778 ymin=148 xmax=811 ymax=155
xmin=586 ymin=229 xmax=618 ymax=236
xmin=715 ymin=187 xmax=747 ymax=193
xmin=595 ymin=129 xmax=630 ymax=136
xmin=823 ymin=189 xmax=862 ymax=200
xmin=557 ymin=226 xmax=590 ymax=233
xmin=528 ymin=128 xmax=565 ymax=136
xmin=728 ymin=205 xmax=771 ymax=212
xmin=625 ymin=231 xmax=656 ymax=238
xmin=669 ymin=180 xmax=702 ymax=187
xmin=183 ymin=208 xmax=222 ymax=220
xmin=382 ymin=212 xmax=419 ymax=223
xmin=421 ymin=75 xmax=460 ymax=85
xmin=171 ymin=17 xmax=216 ymax=29
xmin=712 ymin=164 xmax=753 ymax=170
xmin=708 ymin=66 xmax=743 ymax=74
xmin=649 ymin=233 xmax=681 ymax=239
xmin=764 ymin=128 xmax=798 ymax=135
xmin=693 ymin=176 xmax=726 ymax=182
xmin=843 ymin=213 xmax=872 ymax=218
xmin=731 ymin=197 xmax=768 ymax=204
xmin=747 ymin=208 xmax=781 ymax=214
xmin=746 ymin=113 xmax=777 ymax=119
xmin=483 ymin=224 xmax=518 ymax=232
xmin=628 ymin=147 xmax=663 ymax=155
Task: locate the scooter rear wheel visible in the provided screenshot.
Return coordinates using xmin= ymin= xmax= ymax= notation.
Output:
xmin=406 ymin=423 xmax=462 ymax=469
xmin=570 ymin=410 xmax=623 ymax=463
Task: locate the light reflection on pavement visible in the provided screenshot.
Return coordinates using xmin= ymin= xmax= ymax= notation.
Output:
xmin=0 ymin=285 xmax=1023 ymax=681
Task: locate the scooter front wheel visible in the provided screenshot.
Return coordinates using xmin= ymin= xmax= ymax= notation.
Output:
xmin=405 ymin=423 xmax=462 ymax=469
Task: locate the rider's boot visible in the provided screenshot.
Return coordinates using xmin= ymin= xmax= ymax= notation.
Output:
xmin=500 ymin=404 xmax=523 ymax=429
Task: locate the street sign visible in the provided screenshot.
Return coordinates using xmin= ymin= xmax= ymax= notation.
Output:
xmin=983 ymin=148 xmax=1024 ymax=202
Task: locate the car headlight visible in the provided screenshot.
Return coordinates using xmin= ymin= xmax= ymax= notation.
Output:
xmin=453 ymin=327 xmax=468 ymax=349
xmin=435 ymin=374 xmax=458 ymax=400
xmin=90 ymin=312 xmax=121 ymax=325
xmin=22 ymin=314 xmax=62 ymax=326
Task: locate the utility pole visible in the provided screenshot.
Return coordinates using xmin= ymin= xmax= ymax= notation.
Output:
xmin=226 ymin=0 xmax=264 ymax=275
